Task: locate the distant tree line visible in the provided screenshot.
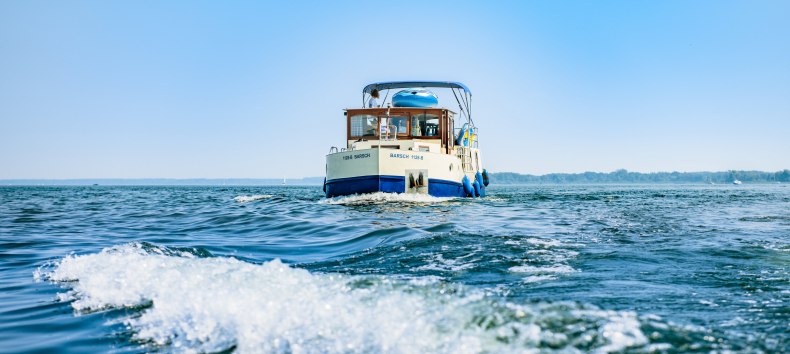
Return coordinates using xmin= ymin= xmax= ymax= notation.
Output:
xmin=490 ymin=169 xmax=790 ymax=184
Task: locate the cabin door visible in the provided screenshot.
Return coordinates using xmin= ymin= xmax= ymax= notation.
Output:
xmin=440 ymin=114 xmax=449 ymax=154
xmin=446 ymin=116 xmax=454 ymax=154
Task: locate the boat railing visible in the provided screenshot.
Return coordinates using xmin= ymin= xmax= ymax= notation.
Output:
xmin=456 ymin=146 xmax=474 ymax=172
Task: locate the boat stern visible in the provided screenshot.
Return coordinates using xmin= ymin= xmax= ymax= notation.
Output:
xmin=325 ymin=149 xmax=385 ymax=197
xmin=325 ymin=148 xmax=466 ymax=198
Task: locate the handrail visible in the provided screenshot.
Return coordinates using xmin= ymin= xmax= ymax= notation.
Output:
xmin=456 ymin=146 xmax=474 ymax=172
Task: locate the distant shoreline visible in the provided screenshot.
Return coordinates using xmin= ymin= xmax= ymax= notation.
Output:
xmin=491 ymin=170 xmax=789 ymax=184
xmin=2 ymin=170 xmax=788 ymax=186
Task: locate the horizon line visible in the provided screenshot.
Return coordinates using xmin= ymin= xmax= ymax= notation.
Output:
xmin=1 ymin=169 xmax=788 ymax=181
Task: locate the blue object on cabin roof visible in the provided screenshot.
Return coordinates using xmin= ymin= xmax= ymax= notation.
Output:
xmin=363 ymin=81 xmax=472 ymax=96
xmin=392 ymin=88 xmax=439 ymax=108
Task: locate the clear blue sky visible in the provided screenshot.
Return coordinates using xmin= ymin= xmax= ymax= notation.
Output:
xmin=1 ymin=0 xmax=788 ymax=178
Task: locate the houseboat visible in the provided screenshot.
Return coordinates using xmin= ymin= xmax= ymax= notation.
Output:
xmin=324 ymin=81 xmax=489 ymax=198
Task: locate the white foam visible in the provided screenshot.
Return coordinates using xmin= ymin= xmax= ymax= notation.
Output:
xmin=481 ymin=196 xmax=506 ymax=202
xmin=40 ymin=243 xmax=649 ymax=353
xmin=234 ymin=195 xmax=273 ymax=203
xmin=522 ymin=275 xmax=558 ymax=283
xmin=524 ymin=238 xmax=564 ymax=247
xmin=412 ymin=253 xmax=479 ymax=272
xmin=504 ymin=237 xmax=580 ymax=283
xmin=508 ymin=264 xmax=577 ymax=274
xmin=584 ymin=309 xmax=648 ymax=353
xmin=320 ymin=192 xmax=454 ymax=205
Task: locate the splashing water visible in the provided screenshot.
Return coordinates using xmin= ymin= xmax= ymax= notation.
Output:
xmin=41 ymin=243 xmax=653 ymax=353
xmin=320 ymin=192 xmax=455 ymax=205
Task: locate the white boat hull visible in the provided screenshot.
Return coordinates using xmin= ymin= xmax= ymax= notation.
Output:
xmin=325 ymin=148 xmax=483 ymax=198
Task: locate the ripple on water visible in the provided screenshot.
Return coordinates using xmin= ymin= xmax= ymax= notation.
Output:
xmin=234 ymin=194 xmax=274 ymax=203
xmin=505 ymin=237 xmax=580 ymax=283
xmin=3 ymin=185 xmax=788 ymax=353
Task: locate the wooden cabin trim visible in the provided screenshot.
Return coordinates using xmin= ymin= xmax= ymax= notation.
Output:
xmin=345 ymin=108 xmax=450 ymax=142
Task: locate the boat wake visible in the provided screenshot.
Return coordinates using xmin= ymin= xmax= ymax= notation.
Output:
xmin=234 ymin=194 xmax=273 ymax=203
xmin=36 ymin=242 xmax=665 ymax=353
xmin=320 ymin=192 xmax=455 ymax=205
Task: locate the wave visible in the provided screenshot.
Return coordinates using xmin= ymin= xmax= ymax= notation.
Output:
xmin=508 ymin=264 xmax=577 ymax=274
xmin=38 ymin=243 xmax=655 ymax=353
xmin=320 ymin=192 xmax=455 ymax=205
xmin=234 ymin=194 xmax=273 ymax=203
xmin=504 ymin=237 xmax=579 ymax=283
xmin=412 ymin=249 xmax=482 ymax=272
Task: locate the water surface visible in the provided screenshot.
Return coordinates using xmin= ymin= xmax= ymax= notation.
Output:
xmin=1 ymin=185 xmax=788 ymax=353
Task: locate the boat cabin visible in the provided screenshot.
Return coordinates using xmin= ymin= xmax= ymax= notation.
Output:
xmin=344 ymin=107 xmax=456 ymax=154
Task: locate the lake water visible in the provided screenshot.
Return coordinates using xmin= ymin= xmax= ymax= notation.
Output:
xmin=1 ymin=185 xmax=788 ymax=353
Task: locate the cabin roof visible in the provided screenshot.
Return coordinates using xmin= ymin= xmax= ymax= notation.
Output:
xmin=345 ymin=107 xmax=457 ymax=114
xmin=362 ymin=81 xmax=471 ymax=96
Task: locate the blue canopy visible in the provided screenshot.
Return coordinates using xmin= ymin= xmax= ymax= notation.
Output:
xmin=361 ymin=81 xmax=474 ymax=125
xmin=363 ymin=81 xmax=471 ymax=96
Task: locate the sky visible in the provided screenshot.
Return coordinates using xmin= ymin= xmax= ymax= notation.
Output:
xmin=1 ymin=0 xmax=788 ymax=178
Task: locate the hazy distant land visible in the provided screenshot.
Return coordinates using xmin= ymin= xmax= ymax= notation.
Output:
xmin=2 ymin=170 xmax=788 ymax=186
xmin=491 ymin=169 xmax=790 ymax=184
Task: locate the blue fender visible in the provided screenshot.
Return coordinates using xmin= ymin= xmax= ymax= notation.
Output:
xmin=482 ymin=169 xmax=490 ymax=187
xmin=462 ymin=175 xmax=474 ymax=197
xmin=472 ymin=178 xmax=481 ymax=197
xmin=322 ymin=177 xmax=327 ymax=194
xmin=475 ymin=171 xmax=485 ymax=197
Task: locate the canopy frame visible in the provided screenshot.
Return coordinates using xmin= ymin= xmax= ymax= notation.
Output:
xmin=362 ymin=81 xmax=474 ymax=126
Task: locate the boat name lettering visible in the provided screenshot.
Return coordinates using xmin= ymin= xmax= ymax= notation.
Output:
xmin=343 ymin=153 xmax=371 ymax=160
xmin=390 ymin=153 xmax=424 ymax=160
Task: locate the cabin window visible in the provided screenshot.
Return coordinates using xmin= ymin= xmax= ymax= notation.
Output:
xmin=390 ymin=116 xmax=408 ymax=135
xmin=379 ymin=116 xmax=408 ymax=139
xmin=411 ymin=114 xmax=440 ymax=137
xmin=351 ymin=114 xmax=378 ymax=137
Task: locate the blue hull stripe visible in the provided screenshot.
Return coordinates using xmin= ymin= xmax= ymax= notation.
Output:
xmin=326 ymin=175 xmax=466 ymax=198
